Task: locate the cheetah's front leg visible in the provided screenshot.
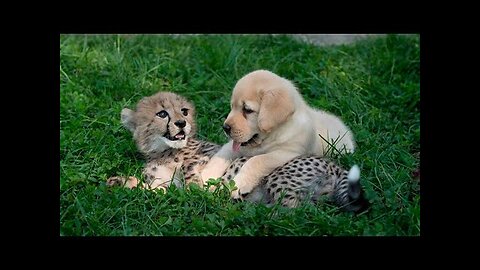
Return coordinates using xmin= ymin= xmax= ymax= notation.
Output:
xmin=143 ymin=164 xmax=181 ymax=190
xmin=106 ymin=176 xmax=140 ymax=188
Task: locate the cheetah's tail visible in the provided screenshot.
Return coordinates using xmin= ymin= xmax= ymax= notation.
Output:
xmin=334 ymin=165 xmax=369 ymax=213
xmin=346 ymin=165 xmax=362 ymax=202
xmin=347 ymin=165 xmax=360 ymax=185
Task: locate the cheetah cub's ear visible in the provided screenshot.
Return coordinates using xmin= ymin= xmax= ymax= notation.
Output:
xmin=121 ymin=108 xmax=136 ymax=133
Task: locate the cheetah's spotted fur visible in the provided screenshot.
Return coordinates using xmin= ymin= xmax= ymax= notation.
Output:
xmin=223 ymin=156 xmax=368 ymax=212
xmin=107 ymin=91 xmax=368 ymax=212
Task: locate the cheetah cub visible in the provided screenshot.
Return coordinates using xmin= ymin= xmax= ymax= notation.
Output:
xmin=107 ymin=91 xmax=220 ymax=191
xmin=223 ymin=156 xmax=368 ymax=212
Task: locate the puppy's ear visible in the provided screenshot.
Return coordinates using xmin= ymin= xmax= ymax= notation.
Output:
xmin=121 ymin=108 xmax=136 ymax=133
xmin=258 ymin=88 xmax=295 ymax=133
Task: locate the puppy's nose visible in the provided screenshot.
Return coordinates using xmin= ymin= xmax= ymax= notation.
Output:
xmin=223 ymin=124 xmax=231 ymax=134
xmin=174 ymin=120 xmax=186 ymax=128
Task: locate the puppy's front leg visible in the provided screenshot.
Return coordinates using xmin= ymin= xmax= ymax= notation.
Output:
xmin=201 ymin=141 xmax=239 ymax=184
xmin=231 ymin=150 xmax=300 ymax=199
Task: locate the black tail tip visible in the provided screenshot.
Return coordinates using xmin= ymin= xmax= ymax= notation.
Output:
xmin=345 ymin=191 xmax=370 ymax=213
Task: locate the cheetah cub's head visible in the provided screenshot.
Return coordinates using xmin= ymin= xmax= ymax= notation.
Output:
xmin=121 ymin=91 xmax=196 ymax=155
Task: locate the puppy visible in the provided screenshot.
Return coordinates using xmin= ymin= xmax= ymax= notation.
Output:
xmin=201 ymin=70 xmax=355 ymax=198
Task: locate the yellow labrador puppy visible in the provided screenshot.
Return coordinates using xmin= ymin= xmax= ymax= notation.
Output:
xmin=201 ymin=70 xmax=355 ymax=198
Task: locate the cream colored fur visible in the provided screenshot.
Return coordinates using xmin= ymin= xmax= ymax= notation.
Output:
xmin=201 ymin=70 xmax=355 ymax=198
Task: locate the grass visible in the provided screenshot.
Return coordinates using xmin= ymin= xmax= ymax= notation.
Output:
xmin=60 ymin=34 xmax=420 ymax=236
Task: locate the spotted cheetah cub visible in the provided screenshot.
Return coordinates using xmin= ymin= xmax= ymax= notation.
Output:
xmin=107 ymin=91 xmax=220 ymax=191
xmin=223 ymin=156 xmax=368 ymax=212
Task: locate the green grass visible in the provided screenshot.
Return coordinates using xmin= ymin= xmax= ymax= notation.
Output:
xmin=60 ymin=34 xmax=420 ymax=236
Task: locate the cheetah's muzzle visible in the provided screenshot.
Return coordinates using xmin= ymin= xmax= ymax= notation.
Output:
xmin=167 ymin=130 xmax=186 ymax=141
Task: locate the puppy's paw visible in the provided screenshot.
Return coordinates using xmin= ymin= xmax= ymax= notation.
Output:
xmin=231 ymin=188 xmax=252 ymax=200
xmin=231 ymin=188 xmax=242 ymax=199
xmin=231 ymin=180 xmax=253 ymax=200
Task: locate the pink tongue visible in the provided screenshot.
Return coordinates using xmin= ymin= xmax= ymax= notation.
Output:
xmin=232 ymin=141 xmax=241 ymax=152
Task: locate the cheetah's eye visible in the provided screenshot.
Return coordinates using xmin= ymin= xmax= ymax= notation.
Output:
xmin=156 ymin=110 xmax=168 ymax=118
xmin=181 ymin=108 xmax=189 ymax=116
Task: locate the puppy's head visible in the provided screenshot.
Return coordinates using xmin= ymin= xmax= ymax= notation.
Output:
xmin=121 ymin=91 xmax=196 ymax=155
xmin=223 ymin=70 xmax=295 ymax=152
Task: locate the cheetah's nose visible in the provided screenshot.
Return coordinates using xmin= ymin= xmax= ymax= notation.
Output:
xmin=174 ymin=120 xmax=186 ymax=128
xmin=223 ymin=124 xmax=231 ymax=135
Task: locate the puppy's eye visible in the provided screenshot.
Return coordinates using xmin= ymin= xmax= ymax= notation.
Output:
xmin=181 ymin=108 xmax=189 ymax=116
xmin=243 ymin=107 xmax=254 ymax=114
xmin=156 ymin=110 xmax=168 ymax=118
